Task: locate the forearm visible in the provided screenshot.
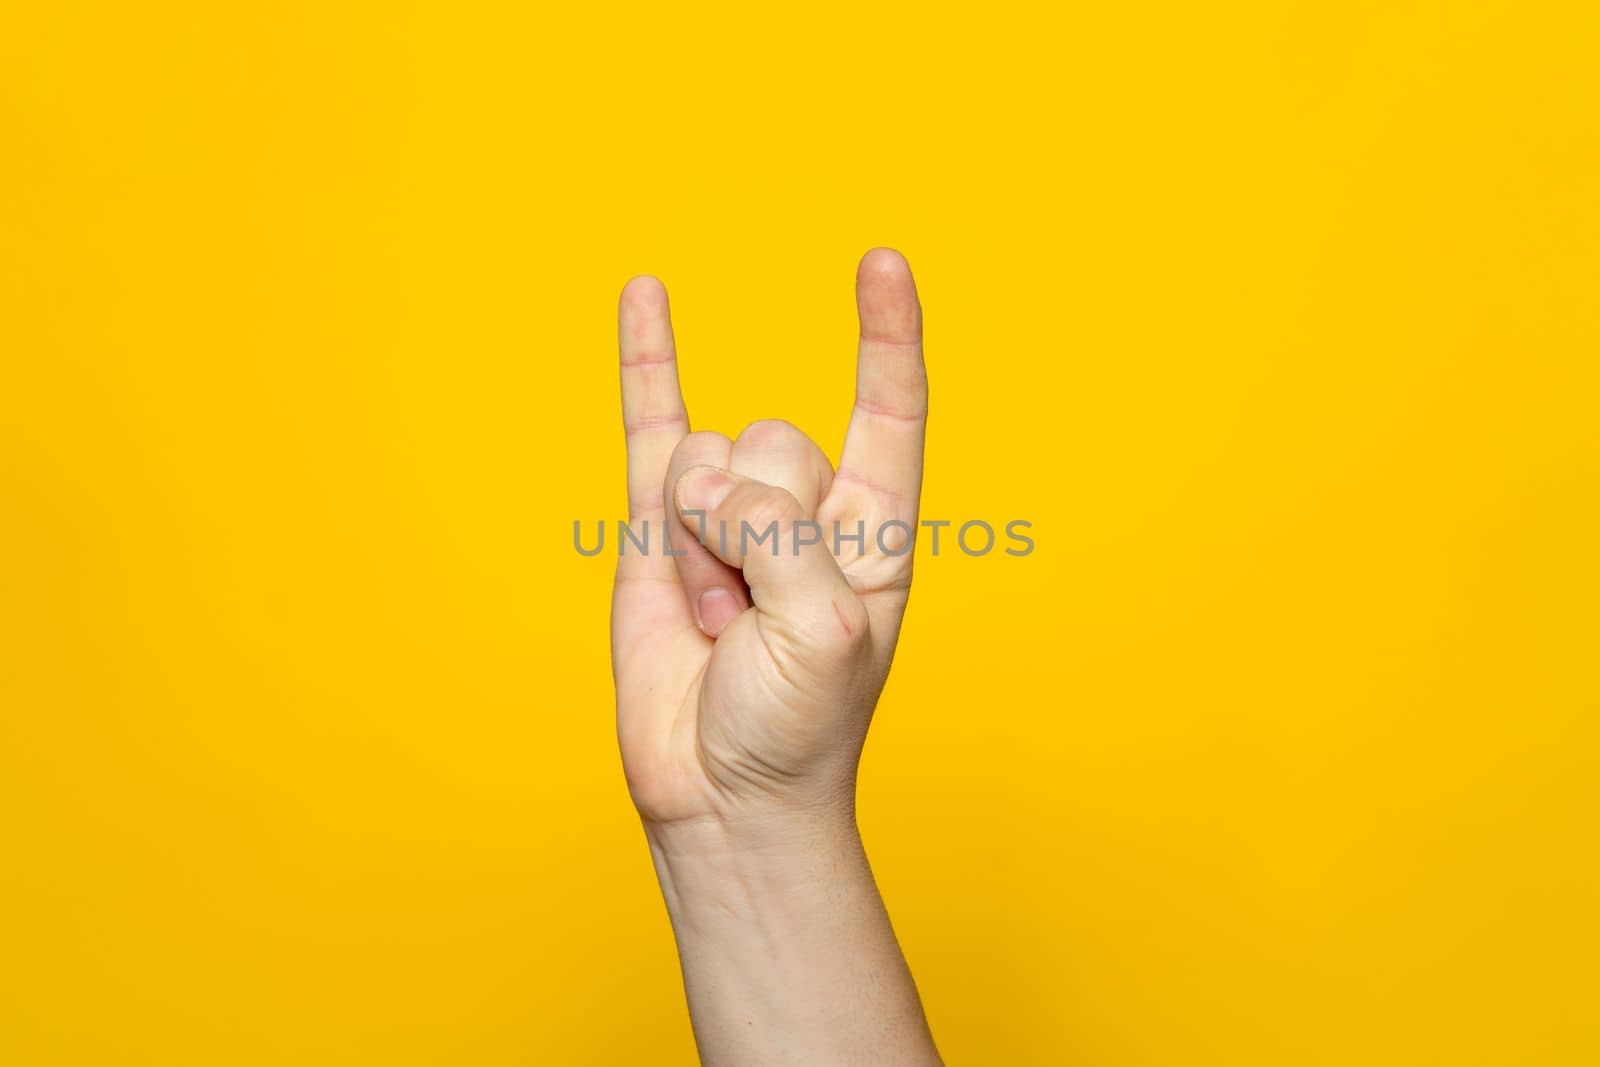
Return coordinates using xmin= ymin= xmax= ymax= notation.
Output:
xmin=646 ymin=809 xmax=941 ymax=1066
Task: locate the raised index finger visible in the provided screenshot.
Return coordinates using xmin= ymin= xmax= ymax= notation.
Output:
xmin=835 ymin=248 xmax=927 ymax=525
xmin=618 ymin=275 xmax=689 ymax=520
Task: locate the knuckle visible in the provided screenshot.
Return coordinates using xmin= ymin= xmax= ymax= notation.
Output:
xmin=832 ymin=596 xmax=871 ymax=648
xmin=736 ymin=417 xmax=804 ymax=450
xmin=736 ymin=485 xmax=803 ymax=531
xmin=670 ymin=430 xmax=731 ymax=464
xmin=805 ymin=595 xmax=871 ymax=661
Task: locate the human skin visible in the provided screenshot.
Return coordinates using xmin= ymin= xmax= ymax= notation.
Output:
xmin=610 ymin=248 xmax=942 ymax=1065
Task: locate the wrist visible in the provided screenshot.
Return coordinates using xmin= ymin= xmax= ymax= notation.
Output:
xmin=640 ymin=801 xmax=939 ymax=1065
xmin=644 ymin=797 xmax=857 ymax=856
xmin=643 ymin=804 xmax=868 ymax=931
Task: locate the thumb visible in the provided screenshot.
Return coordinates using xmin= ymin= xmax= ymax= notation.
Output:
xmin=674 ymin=465 xmax=869 ymax=649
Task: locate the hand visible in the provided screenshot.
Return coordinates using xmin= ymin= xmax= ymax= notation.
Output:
xmin=610 ymin=249 xmax=940 ymax=1065
xmin=611 ymin=248 xmax=928 ymax=836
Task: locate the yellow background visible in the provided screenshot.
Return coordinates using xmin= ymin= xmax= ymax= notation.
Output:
xmin=3 ymin=2 xmax=1597 ymax=1063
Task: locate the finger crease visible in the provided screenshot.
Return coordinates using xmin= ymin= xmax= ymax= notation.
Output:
xmin=624 ymin=413 xmax=689 ymax=436
xmin=853 ymin=398 xmax=927 ymax=422
xmin=833 ymin=466 xmax=909 ymax=504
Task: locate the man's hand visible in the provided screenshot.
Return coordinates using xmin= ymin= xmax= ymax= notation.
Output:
xmin=610 ymin=249 xmax=941 ymax=1065
xmin=612 ymin=248 xmax=928 ymax=832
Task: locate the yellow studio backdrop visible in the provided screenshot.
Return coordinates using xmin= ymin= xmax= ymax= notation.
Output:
xmin=2 ymin=3 xmax=1596 ymax=1064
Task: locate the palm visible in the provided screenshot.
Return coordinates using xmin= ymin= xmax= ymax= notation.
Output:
xmin=609 ymin=251 xmax=927 ymax=825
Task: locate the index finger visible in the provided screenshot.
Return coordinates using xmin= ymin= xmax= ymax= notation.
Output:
xmin=618 ymin=275 xmax=689 ymax=520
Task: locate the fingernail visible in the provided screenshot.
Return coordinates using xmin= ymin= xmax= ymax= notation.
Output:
xmin=697 ymin=587 xmax=740 ymax=637
xmin=681 ymin=468 xmax=736 ymax=513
